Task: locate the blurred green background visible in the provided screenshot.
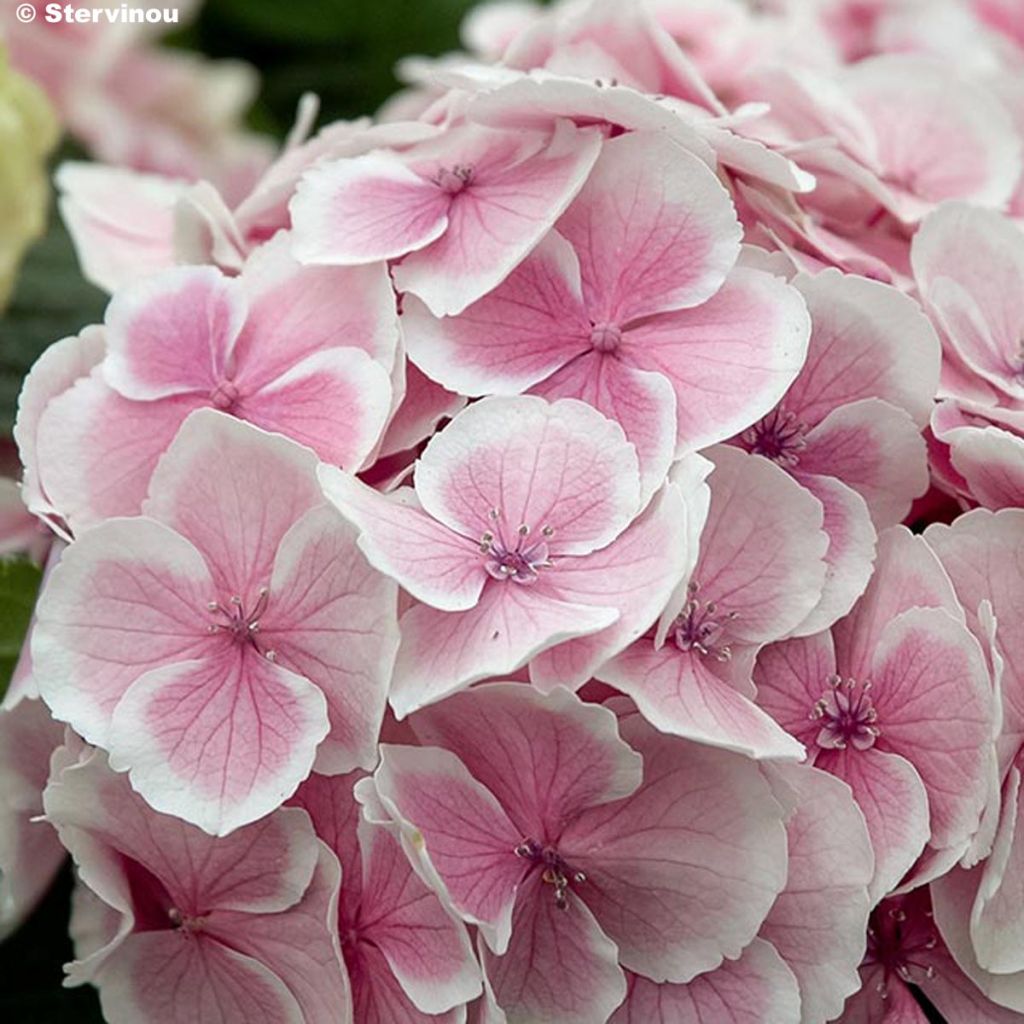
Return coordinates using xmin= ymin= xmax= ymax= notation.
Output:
xmin=0 ymin=1 xmax=475 ymax=1017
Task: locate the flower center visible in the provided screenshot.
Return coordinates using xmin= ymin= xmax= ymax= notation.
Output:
xmin=168 ymin=906 xmax=207 ymax=933
xmin=209 ymin=378 xmax=240 ymax=412
xmin=740 ymin=408 xmax=807 ymax=467
xmin=589 ymin=321 xmax=623 ymax=353
xmin=812 ymin=674 xmax=879 ymax=750
xmin=479 ymin=510 xmax=554 ymax=584
xmin=206 ymin=587 xmax=277 ymax=660
xmin=863 ymin=899 xmax=939 ymax=997
xmin=514 ymin=838 xmax=586 ymax=910
xmin=434 ymin=163 xmax=474 ymax=195
xmin=672 ymin=581 xmax=737 ymax=661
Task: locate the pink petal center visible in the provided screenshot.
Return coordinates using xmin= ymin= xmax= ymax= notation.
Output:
xmin=205 ymin=586 xmax=277 ymax=659
xmin=862 ymin=897 xmax=940 ymax=997
xmin=811 ymin=674 xmax=880 ymax=751
xmin=433 ymin=164 xmax=475 ymax=196
xmin=479 ymin=511 xmax=555 ymax=585
xmin=209 ymin=378 xmax=241 ymax=412
xmin=513 ymin=837 xmax=587 ymax=911
xmin=671 ymin=580 xmax=738 ymax=662
xmin=589 ymin=321 xmax=623 ymax=354
xmin=739 ymin=407 xmax=809 ymax=467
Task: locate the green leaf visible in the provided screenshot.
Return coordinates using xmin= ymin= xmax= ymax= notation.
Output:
xmin=0 ymin=556 xmax=41 ymax=698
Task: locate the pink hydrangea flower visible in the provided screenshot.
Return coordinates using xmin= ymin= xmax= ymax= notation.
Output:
xmin=291 ymin=772 xmax=482 ymax=1021
xmin=32 ymin=411 xmax=399 ymax=835
xmin=755 ymin=526 xmax=997 ymax=901
xmin=403 ymin=130 xmax=811 ymax=498
xmin=30 ymin=235 xmax=398 ymax=535
xmin=44 ymin=742 xmax=349 ymax=1024
xmin=290 ymin=119 xmax=603 ymax=316
xmin=365 ymin=685 xmax=789 ymax=1024
xmin=321 ymin=395 xmax=693 ymax=715
xmin=598 ymin=445 xmax=829 ymax=760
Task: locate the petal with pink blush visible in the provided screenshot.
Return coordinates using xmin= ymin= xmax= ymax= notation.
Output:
xmin=796 ymin=398 xmax=929 ymax=528
xmin=370 ymin=744 xmax=527 ymax=955
xmin=790 ymin=471 xmax=877 ymax=638
xmin=688 ymin=445 xmax=828 ymax=646
xmin=815 ymin=746 xmax=930 ymax=903
xmin=948 ymin=426 xmax=1024 ymax=511
xmin=34 ymin=373 xmax=202 ymax=531
xmin=870 ymin=607 xmax=994 ymax=853
xmin=94 ymin=932 xmax=305 ymax=1024
xmin=608 ymin=941 xmax=801 ymax=1024
xmin=357 ymin=819 xmax=481 ymax=1013
xmin=622 ymin=267 xmax=811 ymax=452
xmin=290 ymin=151 xmax=451 ymax=265
xmin=414 ymin=395 xmax=641 ymax=556
xmin=527 ymin=482 xmax=693 ymax=691
xmin=831 ymin=526 xmax=961 ymax=685
xmin=103 ymin=266 xmax=246 ymax=401
xmin=409 ymin=684 xmax=641 ymax=842
xmin=402 ymin=230 xmax=591 ymax=397
xmin=394 ymin=122 xmax=603 ymax=316
xmin=108 ymin=650 xmax=330 ymax=835
xmin=33 ymin=517 xmax=214 ymax=746
xmin=390 ymin=584 xmax=618 ymax=717
xmin=235 ymin=347 xmax=393 ymax=471
xmin=56 ymin=161 xmax=184 ymax=293
xmin=782 ymin=269 xmax=940 ymax=430
xmin=759 ymin=764 xmax=872 ymax=1024
xmin=529 ymin=350 xmax=678 ymax=504
xmin=350 ymin=941 xmax=462 ymax=1024
xmin=556 ymin=131 xmax=741 ymax=323
xmin=561 ymin=716 xmax=789 ymax=982
xmin=598 ymin=643 xmax=805 ymax=761
xmin=144 ymin=410 xmax=323 ymax=600
xmin=258 ymin=505 xmax=398 ymax=775
xmin=481 ymin=870 xmax=626 ymax=1024
xmin=377 ymin=361 xmax=467 ymax=459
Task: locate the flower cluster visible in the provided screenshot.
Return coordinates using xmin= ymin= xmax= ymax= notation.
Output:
xmin=3 ymin=1 xmax=1024 ymax=1022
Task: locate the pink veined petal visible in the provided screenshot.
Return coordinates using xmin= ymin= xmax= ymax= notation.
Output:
xmin=759 ymin=763 xmax=873 ymax=1024
xmin=796 ymin=397 xmax=930 ymax=528
xmin=869 ymin=607 xmax=995 ymax=853
xmin=925 ymin=509 xmax=1024 ymax=775
xmin=393 ymin=121 xmax=603 ymax=316
xmin=232 ymin=236 xmax=400 ymax=381
xmin=317 ymin=467 xmax=485 ymax=613
xmin=376 ymin=361 xmax=467 ymax=459
xmin=357 ymin=818 xmax=481 ymax=1014
xmin=783 ymin=269 xmax=940 ymax=430
xmin=93 ymin=931 xmax=305 ymax=1024
xmin=402 ymin=230 xmax=592 ymax=397
xmin=43 ymin=750 xmax=320 ymax=915
xmin=480 ymin=870 xmax=626 ymax=1024
xmin=840 ymin=965 xmax=929 ymax=1024
xmin=206 ymin=849 xmax=352 ymax=1024
xmin=143 ymin=410 xmax=323 ymax=600
xmin=529 ymin=350 xmax=678 ymax=505
xmin=370 ymin=743 xmax=527 ymax=955
xmin=349 ymin=941 xmax=463 ymax=1024
xmin=972 ymin=766 xmax=1024 ymax=974
xmin=752 ymin=630 xmax=839 ymax=748
xmin=103 ymin=266 xmax=246 ymax=401
xmin=258 ymin=504 xmax=399 ymax=776
xmin=107 ymin=650 xmax=330 ymax=836
xmin=390 ymin=583 xmax=618 ymax=718
xmin=235 ymin=347 xmax=393 ymax=471
xmin=527 ymin=482 xmax=692 ymax=691
xmin=557 ymin=131 xmax=740 ymax=324
xmin=597 ymin=642 xmax=805 ymax=761
xmin=32 ymin=517 xmax=214 ymax=747
xmin=409 ymin=684 xmax=642 ymax=842
xmin=34 ymin=372 xmax=203 ymax=532
xmin=561 ymin=715 xmax=789 ymax=983
xmin=948 ymin=425 xmax=1024 ymax=511
xmin=608 ymin=941 xmax=802 ymax=1024
xmin=621 ymin=266 xmax=811 ymax=452
xmin=414 ymin=395 xmax=641 ymax=556
xmin=831 ymin=526 xmax=961 ymax=684
xmin=690 ymin=445 xmax=829 ymax=645
xmin=789 ymin=470 xmax=877 ymax=638
xmin=814 ymin=746 xmax=930 ymax=903
xmin=56 ymin=161 xmax=184 ymax=293
xmin=290 ymin=151 xmax=451 ymax=265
